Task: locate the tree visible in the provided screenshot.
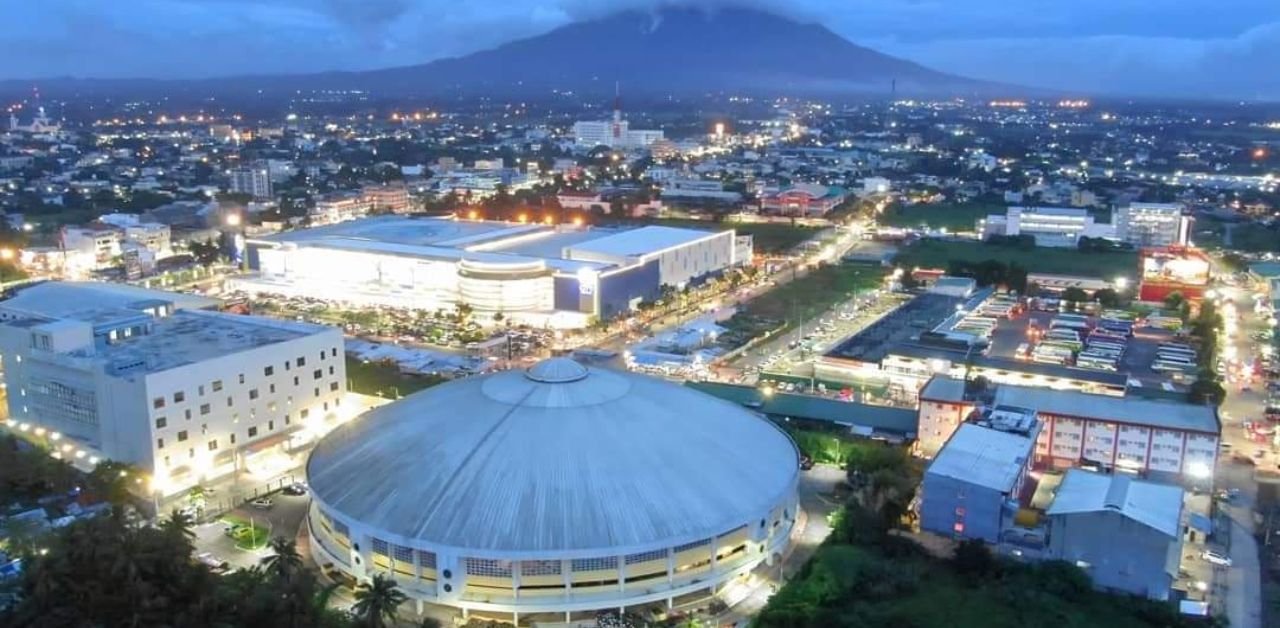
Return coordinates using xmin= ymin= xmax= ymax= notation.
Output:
xmin=1094 ymin=288 xmax=1120 ymax=308
xmin=951 ymin=539 xmax=996 ymax=577
xmin=1061 ymin=287 xmax=1088 ymax=310
xmin=352 ymin=573 xmax=407 ymax=628
xmin=1163 ymin=291 xmax=1185 ymax=312
xmin=189 ymin=238 xmax=221 ymax=267
xmin=261 ymin=536 xmax=304 ymax=584
xmin=160 ymin=510 xmax=196 ymax=546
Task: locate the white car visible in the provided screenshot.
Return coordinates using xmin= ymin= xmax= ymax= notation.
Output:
xmin=1201 ymin=550 xmax=1233 ymax=567
xmin=249 ymin=497 xmax=274 ymax=510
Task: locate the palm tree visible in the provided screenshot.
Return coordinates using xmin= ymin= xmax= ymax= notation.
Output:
xmin=161 ymin=510 xmax=196 ymax=543
xmin=351 ymin=573 xmax=407 ymax=628
xmin=261 ymin=536 xmax=304 ymax=584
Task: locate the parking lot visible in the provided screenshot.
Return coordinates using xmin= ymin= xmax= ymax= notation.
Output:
xmin=192 ymin=488 xmax=312 ymax=572
xmin=980 ymin=309 xmax=1187 ymax=388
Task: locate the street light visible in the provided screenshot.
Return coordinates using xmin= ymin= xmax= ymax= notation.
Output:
xmin=1114 ymin=277 xmax=1129 ymax=291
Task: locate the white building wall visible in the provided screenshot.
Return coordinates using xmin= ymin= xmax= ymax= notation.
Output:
xmin=0 ymin=315 xmax=346 ymax=497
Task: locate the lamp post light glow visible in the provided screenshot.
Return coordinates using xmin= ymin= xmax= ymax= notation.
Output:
xmin=1114 ymin=277 xmax=1129 ymax=291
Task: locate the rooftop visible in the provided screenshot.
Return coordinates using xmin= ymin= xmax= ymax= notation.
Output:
xmin=994 ymin=384 xmax=1218 ymax=434
xmin=99 ymin=310 xmax=331 ymax=376
xmin=685 ymin=381 xmax=918 ymax=437
xmin=927 ymin=423 xmax=1036 ymax=493
xmin=564 ymin=225 xmax=726 ymax=260
xmin=1047 ymin=469 xmax=1183 ymax=537
xmin=1 ymin=282 xmax=218 ymax=320
xmin=307 ymin=359 xmax=799 ymax=555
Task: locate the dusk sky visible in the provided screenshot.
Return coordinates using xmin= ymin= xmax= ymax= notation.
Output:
xmin=4 ymin=0 xmax=1280 ymax=98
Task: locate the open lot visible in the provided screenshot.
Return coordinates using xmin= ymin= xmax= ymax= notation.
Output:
xmin=879 ymin=201 xmax=1002 ymax=232
xmin=894 ymin=239 xmax=1139 ymax=279
xmin=344 ymin=355 xmax=446 ymax=398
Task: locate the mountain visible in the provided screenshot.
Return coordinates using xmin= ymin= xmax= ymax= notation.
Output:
xmin=1 ymin=7 xmax=1000 ymax=100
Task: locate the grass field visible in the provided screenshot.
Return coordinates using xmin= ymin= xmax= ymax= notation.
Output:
xmin=879 ymin=202 xmax=1002 ymax=231
xmin=345 ymin=356 xmax=446 ymax=399
xmin=894 ymin=239 xmax=1139 ymax=279
xmin=599 ymin=217 xmax=823 ymax=253
xmin=221 ymin=515 xmax=270 ymax=551
xmin=743 ymin=264 xmax=889 ymax=323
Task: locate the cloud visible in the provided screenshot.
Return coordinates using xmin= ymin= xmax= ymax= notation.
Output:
xmin=0 ymin=0 xmax=1277 ymax=99
xmin=872 ymin=20 xmax=1280 ymax=99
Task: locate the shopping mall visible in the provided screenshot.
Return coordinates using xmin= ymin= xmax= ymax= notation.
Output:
xmin=305 ymin=358 xmax=800 ymax=622
xmin=239 ymin=216 xmax=751 ymax=328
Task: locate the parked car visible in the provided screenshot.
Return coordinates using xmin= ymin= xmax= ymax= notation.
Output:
xmin=196 ymin=552 xmax=230 ymax=573
xmin=283 ymin=482 xmax=308 ymax=496
xmin=1201 ymin=550 xmax=1233 ymax=567
xmin=799 ymin=454 xmax=814 ymax=471
xmin=249 ymin=498 xmax=274 ymax=509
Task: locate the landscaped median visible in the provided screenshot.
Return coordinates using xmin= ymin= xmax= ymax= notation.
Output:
xmin=221 ymin=514 xmax=272 ymax=551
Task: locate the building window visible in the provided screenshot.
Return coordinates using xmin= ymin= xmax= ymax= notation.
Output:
xmin=184 ymin=409 xmax=192 ymax=420
xmin=200 ymin=403 xmax=211 ymax=416
xmin=153 ymin=397 xmax=166 ymax=409
xmin=465 ymin=558 xmax=511 ymax=577
xmin=626 ymin=549 xmax=667 ymax=565
xmin=212 ymin=380 xmax=223 ymax=392
xmin=571 ymin=557 xmax=616 ymax=572
xmin=313 ymin=369 xmax=322 ymax=380
xmin=416 ymin=550 xmax=436 ymax=569
xmin=155 ymin=417 xmax=167 ymax=429
xmin=522 ymin=560 xmax=562 ymax=576
xmin=177 ymin=430 xmax=188 ymax=442
xmin=248 ymin=426 xmax=258 ymax=438
xmin=300 ymin=409 xmax=309 ymax=419
xmin=208 ymin=440 xmax=218 ymax=451
xmin=269 ymin=384 xmax=276 ymax=394
xmin=156 ymin=438 xmax=165 ymax=449
xmin=264 ymin=366 xmax=274 ymax=376
xmin=198 ymin=385 xmax=205 ymax=396
xmin=230 ymin=433 xmax=236 ymax=445
xmin=320 ymin=350 xmax=326 ymax=361
xmin=173 ymin=391 xmax=185 ymax=403
xmin=268 ymin=420 xmax=274 ymax=431
xmin=284 ymin=414 xmax=291 ymax=425
xmin=329 ymin=382 xmax=339 ymax=392
xmin=293 ymin=376 xmax=299 ymax=386
xmin=249 ymin=389 xmax=259 ymax=400
xmin=297 ymin=357 xmax=306 ymax=367
xmin=328 ymin=366 xmax=334 ymax=375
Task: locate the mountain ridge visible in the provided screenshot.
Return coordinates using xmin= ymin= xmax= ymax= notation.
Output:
xmin=0 ymin=7 xmax=1009 ymax=99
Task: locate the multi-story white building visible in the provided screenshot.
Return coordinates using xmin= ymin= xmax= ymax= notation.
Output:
xmin=0 ymin=285 xmax=347 ymax=498
xmin=981 ymin=206 xmax=1114 ymax=247
xmin=1114 ymin=203 xmax=1190 ymax=247
xmin=916 ymin=376 xmax=1219 ymax=486
xmin=230 ymin=164 xmax=273 ymax=200
xmin=241 ymin=217 xmax=744 ymax=328
xmin=363 ymin=183 xmax=411 ymax=214
xmin=573 ymin=101 xmax=664 ymax=150
xmin=309 ymin=192 xmax=371 ymax=226
xmin=60 ymin=223 xmax=122 ymax=267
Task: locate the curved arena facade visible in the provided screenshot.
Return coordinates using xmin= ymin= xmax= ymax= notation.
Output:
xmin=305 ymin=358 xmax=799 ymax=620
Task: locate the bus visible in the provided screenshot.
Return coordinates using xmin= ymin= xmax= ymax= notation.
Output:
xmin=1153 ymin=359 xmax=1197 ymax=374
xmin=1050 ymin=318 xmax=1090 ymax=333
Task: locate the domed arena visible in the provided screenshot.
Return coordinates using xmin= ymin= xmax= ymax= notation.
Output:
xmin=305 ymin=358 xmax=800 ymax=622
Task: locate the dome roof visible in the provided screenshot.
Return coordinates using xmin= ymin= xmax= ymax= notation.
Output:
xmin=306 ymin=359 xmax=798 ymax=556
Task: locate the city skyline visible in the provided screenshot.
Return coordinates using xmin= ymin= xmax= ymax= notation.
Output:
xmin=2 ymin=0 xmax=1279 ymax=100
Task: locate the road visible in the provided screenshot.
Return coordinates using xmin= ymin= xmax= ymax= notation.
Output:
xmin=1209 ymin=276 xmax=1267 ymax=628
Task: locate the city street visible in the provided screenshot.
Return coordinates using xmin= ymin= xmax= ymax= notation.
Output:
xmin=1208 ymin=277 xmax=1269 ymax=628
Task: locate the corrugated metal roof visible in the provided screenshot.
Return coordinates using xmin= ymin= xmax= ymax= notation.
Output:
xmin=994 ymin=384 xmax=1218 ymax=433
xmin=684 ymin=381 xmax=917 ymax=436
xmin=307 ymin=361 xmax=798 ymax=555
xmin=925 ymin=423 xmax=1035 ymax=493
xmin=1047 ymin=469 xmax=1182 ymax=537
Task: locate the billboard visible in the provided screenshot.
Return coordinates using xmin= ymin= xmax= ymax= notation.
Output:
xmin=1138 ymin=247 xmax=1212 ymax=302
xmin=1141 ymin=251 xmax=1210 ymax=286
